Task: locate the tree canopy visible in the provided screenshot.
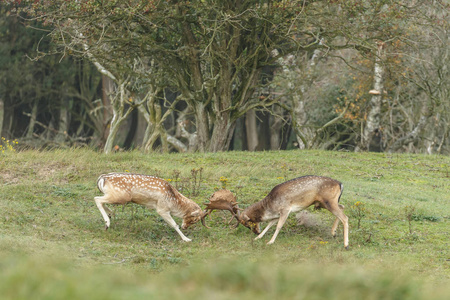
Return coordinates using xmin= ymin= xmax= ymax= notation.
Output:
xmin=2 ymin=0 xmax=449 ymax=154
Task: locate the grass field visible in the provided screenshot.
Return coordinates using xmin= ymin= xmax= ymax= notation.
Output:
xmin=0 ymin=148 xmax=449 ymax=299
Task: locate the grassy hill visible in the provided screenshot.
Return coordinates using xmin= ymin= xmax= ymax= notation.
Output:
xmin=0 ymin=148 xmax=449 ymax=299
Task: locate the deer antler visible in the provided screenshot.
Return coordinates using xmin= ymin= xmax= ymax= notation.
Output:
xmin=201 ymin=189 xmax=241 ymax=229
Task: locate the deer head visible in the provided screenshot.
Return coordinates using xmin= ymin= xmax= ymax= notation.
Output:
xmin=181 ymin=210 xmax=203 ymax=230
xmin=239 ymin=213 xmax=261 ymax=234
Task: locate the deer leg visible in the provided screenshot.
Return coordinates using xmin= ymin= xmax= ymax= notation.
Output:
xmin=255 ymin=219 xmax=277 ymax=240
xmin=328 ymin=203 xmax=349 ymax=249
xmin=331 ymin=204 xmax=345 ymax=237
xmin=331 ymin=218 xmax=340 ymax=237
xmin=95 ymin=196 xmax=112 ymax=229
xmin=104 ymin=205 xmax=113 ymax=218
xmin=157 ymin=209 xmax=192 ymax=242
xmin=267 ymin=210 xmax=291 ymax=245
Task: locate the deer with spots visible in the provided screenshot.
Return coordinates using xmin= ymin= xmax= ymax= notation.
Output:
xmin=237 ymin=176 xmax=349 ymax=248
xmin=195 ymin=176 xmax=349 ymax=248
xmin=94 ymin=173 xmax=204 ymax=242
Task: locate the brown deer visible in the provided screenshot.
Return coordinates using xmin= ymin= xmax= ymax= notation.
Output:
xmin=94 ymin=173 xmax=204 ymax=242
xmin=201 ymin=189 xmax=241 ymax=228
xmin=239 ymin=176 xmax=349 ymax=248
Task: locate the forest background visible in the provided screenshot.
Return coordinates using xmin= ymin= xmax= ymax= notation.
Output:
xmin=0 ymin=0 xmax=449 ymax=154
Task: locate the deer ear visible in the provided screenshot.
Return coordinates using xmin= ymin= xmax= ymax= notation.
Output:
xmin=242 ymin=214 xmax=250 ymax=221
xmin=191 ymin=210 xmax=201 ymax=217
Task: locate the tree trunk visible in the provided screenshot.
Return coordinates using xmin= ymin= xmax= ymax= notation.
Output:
xmin=26 ymin=100 xmax=39 ymax=139
xmin=104 ymin=113 xmax=121 ymax=153
xmin=143 ymin=102 xmax=162 ymax=152
xmin=140 ymin=88 xmax=177 ymax=153
xmin=361 ymin=42 xmax=385 ymax=151
xmin=270 ymin=105 xmax=284 ymax=150
xmin=292 ymin=92 xmax=308 ymax=149
xmin=103 ymin=81 xmax=133 ymax=154
xmin=55 ymin=98 xmax=70 ymax=143
xmin=194 ymin=102 xmax=210 ymax=152
xmin=0 ymin=98 xmax=4 ymax=137
xmin=209 ymin=118 xmax=235 ymax=152
xmin=209 ymin=90 xmax=235 ymax=151
xmin=101 ymin=75 xmax=114 ymax=146
xmin=245 ymin=109 xmax=258 ymax=151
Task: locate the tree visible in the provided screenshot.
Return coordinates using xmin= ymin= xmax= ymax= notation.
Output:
xmin=9 ymin=1 xmax=325 ymax=151
xmin=5 ymin=0 xmax=448 ymax=154
xmin=386 ymin=9 xmax=449 ymax=153
xmin=1 ymin=1 xmax=109 ymax=147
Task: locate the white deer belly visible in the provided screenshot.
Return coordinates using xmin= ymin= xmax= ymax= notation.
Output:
xmin=290 ymin=204 xmax=306 ymax=213
xmin=130 ymin=189 xmax=160 ymax=208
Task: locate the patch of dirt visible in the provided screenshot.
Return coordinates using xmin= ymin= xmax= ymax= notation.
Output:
xmin=35 ymin=162 xmax=71 ymax=182
xmin=37 ymin=164 xmax=60 ymax=180
xmin=0 ymin=172 xmax=20 ymax=185
xmin=296 ymin=211 xmax=324 ymax=228
xmin=1 ymin=162 xmax=72 ymax=185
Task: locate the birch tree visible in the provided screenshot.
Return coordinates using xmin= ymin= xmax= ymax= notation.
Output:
xmin=361 ymin=42 xmax=385 ymax=151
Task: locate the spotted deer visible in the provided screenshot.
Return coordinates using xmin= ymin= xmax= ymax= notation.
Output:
xmin=94 ymin=173 xmax=204 ymax=242
xmin=239 ymin=176 xmax=349 ymax=248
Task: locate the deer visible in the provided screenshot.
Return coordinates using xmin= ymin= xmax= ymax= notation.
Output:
xmin=204 ymin=176 xmax=349 ymax=249
xmin=239 ymin=175 xmax=349 ymax=248
xmin=201 ymin=189 xmax=241 ymax=228
xmin=94 ymin=172 xmax=205 ymax=242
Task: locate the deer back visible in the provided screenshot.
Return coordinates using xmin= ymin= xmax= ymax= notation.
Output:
xmin=242 ymin=176 xmax=343 ymax=222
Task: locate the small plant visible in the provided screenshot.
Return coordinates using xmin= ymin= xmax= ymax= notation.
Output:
xmin=350 ymin=201 xmax=366 ymax=229
xmin=219 ymin=176 xmax=228 ymax=189
xmin=169 ymin=168 xmax=203 ymax=196
xmin=411 ymin=214 xmax=441 ymax=222
xmin=190 ymin=167 xmax=203 ymax=197
xmin=404 ymin=205 xmax=416 ymax=234
xmin=172 ymin=170 xmax=181 ymax=189
xmin=348 ymin=200 xmax=380 ymax=245
xmin=0 ymin=137 xmax=18 ymax=154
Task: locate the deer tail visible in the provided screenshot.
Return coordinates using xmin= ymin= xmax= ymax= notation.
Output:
xmin=97 ymin=175 xmax=106 ymax=193
xmin=338 ymin=183 xmax=344 ymax=203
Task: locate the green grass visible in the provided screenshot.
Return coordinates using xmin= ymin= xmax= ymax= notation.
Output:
xmin=0 ymin=149 xmax=449 ymax=299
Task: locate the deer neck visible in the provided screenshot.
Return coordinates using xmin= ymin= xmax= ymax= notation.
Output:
xmin=169 ymin=187 xmax=201 ymax=217
xmin=244 ymin=193 xmax=282 ymax=222
xmin=243 ymin=200 xmax=266 ymax=222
